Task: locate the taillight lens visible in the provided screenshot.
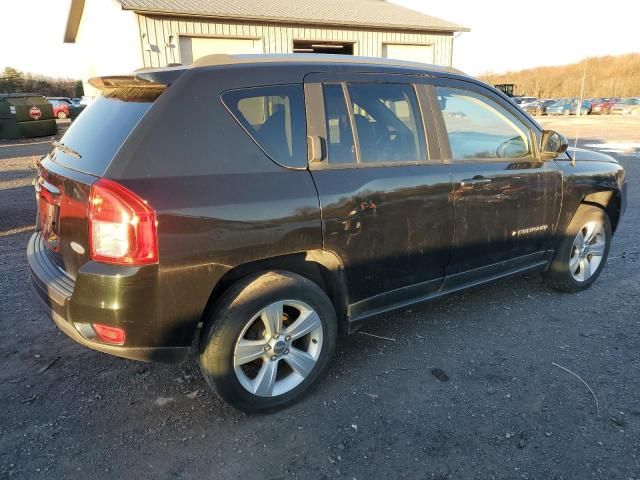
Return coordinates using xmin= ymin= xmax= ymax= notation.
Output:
xmin=93 ymin=324 xmax=126 ymax=345
xmin=88 ymin=178 xmax=158 ymax=265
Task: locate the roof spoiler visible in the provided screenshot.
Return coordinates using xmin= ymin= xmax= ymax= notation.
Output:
xmin=88 ymin=76 xmax=165 ymax=91
xmin=88 ymin=66 xmax=186 ymax=92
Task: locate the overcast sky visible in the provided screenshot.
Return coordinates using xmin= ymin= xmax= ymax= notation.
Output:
xmin=1 ymin=0 xmax=639 ymax=78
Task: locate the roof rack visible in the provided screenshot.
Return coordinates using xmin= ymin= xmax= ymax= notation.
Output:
xmin=189 ymin=53 xmax=464 ymax=75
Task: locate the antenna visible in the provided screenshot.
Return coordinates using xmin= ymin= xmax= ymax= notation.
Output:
xmin=571 ymin=59 xmax=588 ymax=167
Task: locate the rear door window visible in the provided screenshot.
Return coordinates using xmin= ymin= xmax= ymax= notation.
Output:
xmin=222 ymin=85 xmax=307 ymax=168
xmin=323 ymin=84 xmax=356 ymax=164
xmin=347 ymin=83 xmax=426 ymax=163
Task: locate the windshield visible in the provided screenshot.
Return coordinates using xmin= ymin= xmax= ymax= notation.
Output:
xmin=51 ymin=95 xmax=156 ymax=176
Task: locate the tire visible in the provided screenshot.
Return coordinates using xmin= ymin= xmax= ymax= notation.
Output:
xmin=199 ymin=271 xmax=338 ymax=413
xmin=543 ymin=204 xmax=611 ymax=293
xmin=57 ymin=111 xmax=67 ymax=119
xmin=564 ymin=109 xmax=570 ymax=116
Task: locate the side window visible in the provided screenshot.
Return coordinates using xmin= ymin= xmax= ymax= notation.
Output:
xmin=323 ymin=84 xmax=356 ymax=164
xmin=436 ymin=86 xmax=531 ymax=160
xmin=347 ymin=83 xmax=426 ymax=163
xmin=222 ymin=85 xmax=306 ymax=168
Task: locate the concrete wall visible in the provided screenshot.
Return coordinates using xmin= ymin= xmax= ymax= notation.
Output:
xmin=75 ymin=0 xmax=144 ymax=97
xmin=136 ymin=15 xmax=454 ymax=69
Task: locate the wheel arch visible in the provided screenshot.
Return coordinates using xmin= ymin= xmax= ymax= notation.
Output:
xmin=199 ymin=250 xmax=350 ymax=338
xmin=582 ymin=189 xmax=621 ymax=232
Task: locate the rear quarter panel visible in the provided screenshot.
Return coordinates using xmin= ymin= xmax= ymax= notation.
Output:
xmin=104 ymin=65 xmax=323 ymax=347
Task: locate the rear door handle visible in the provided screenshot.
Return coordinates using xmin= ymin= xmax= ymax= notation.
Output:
xmin=460 ymin=177 xmax=492 ymax=187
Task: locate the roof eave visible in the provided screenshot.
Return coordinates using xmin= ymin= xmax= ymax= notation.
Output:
xmin=122 ymin=8 xmax=470 ymax=33
xmin=64 ymin=0 xmax=86 ymax=43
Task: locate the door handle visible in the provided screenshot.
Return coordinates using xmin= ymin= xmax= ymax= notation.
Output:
xmin=460 ymin=177 xmax=492 ymax=187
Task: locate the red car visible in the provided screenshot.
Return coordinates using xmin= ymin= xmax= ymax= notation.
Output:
xmin=47 ymin=99 xmax=70 ymax=119
xmin=589 ymin=98 xmax=621 ymax=115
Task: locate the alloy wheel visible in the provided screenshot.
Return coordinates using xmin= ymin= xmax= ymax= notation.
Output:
xmin=233 ymin=300 xmax=323 ymax=397
xmin=569 ymin=220 xmax=606 ymax=282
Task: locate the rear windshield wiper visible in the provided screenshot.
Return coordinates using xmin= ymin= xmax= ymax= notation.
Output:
xmin=52 ymin=141 xmax=82 ymax=159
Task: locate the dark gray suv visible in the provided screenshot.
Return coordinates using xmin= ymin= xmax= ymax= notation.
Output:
xmin=28 ymin=54 xmax=626 ymax=412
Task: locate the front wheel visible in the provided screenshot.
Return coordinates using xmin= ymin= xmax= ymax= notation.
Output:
xmin=57 ymin=111 xmax=67 ymax=119
xmin=543 ymin=204 xmax=611 ymax=292
xmin=199 ymin=271 xmax=338 ymax=413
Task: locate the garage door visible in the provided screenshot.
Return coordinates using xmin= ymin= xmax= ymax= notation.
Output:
xmin=382 ymin=44 xmax=434 ymax=64
xmin=179 ymin=37 xmax=263 ymax=65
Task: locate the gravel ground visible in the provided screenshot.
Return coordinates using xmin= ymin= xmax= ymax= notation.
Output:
xmin=1 ymin=117 xmax=639 ymax=480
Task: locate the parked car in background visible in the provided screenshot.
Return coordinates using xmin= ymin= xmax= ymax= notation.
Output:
xmin=47 ymin=97 xmax=85 ymax=119
xmin=512 ymin=96 xmax=537 ymax=106
xmin=28 ymin=55 xmax=627 ymax=412
xmin=523 ymin=99 xmax=557 ymax=116
xmin=48 ymin=96 xmax=73 ymax=105
xmin=611 ymin=97 xmax=640 ymax=115
xmin=547 ymin=98 xmax=591 ymax=116
xmin=47 ymin=99 xmax=71 ymax=119
xmin=589 ymin=98 xmax=621 ymax=115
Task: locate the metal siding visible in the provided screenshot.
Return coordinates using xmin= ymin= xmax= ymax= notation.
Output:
xmin=137 ymin=15 xmax=454 ymax=68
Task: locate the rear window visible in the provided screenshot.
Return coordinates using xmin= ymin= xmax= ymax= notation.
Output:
xmin=51 ymin=95 xmax=155 ymax=176
xmin=222 ymin=85 xmax=307 ymax=168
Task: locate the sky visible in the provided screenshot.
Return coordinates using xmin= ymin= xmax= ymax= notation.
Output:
xmin=1 ymin=0 xmax=639 ymax=78
xmin=391 ymin=0 xmax=640 ymax=75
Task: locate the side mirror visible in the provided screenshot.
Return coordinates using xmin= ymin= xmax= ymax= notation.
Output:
xmin=540 ymin=130 xmax=568 ymax=159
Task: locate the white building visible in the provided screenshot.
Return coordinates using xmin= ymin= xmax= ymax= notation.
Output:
xmin=64 ymin=0 xmax=467 ymax=97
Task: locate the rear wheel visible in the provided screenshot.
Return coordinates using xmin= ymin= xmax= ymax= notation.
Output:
xmin=543 ymin=204 xmax=611 ymax=292
xmin=199 ymin=271 xmax=338 ymax=413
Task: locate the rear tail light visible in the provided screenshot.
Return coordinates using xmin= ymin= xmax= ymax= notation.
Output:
xmin=88 ymin=178 xmax=158 ymax=265
xmin=93 ymin=324 xmax=126 ymax=345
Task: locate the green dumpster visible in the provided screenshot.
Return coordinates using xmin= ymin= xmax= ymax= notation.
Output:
xmin=0 ymin=97 xmax=20 ymax=139
xmin=0 ymin=93 xmax=57 ymax=139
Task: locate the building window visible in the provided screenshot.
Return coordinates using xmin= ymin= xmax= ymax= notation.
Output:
xmin=293 ymin=40 xmax=354 ymax=55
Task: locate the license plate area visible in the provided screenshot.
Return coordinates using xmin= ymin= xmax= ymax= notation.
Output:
xmin=38 ymin=184 xmax=61 ymax=252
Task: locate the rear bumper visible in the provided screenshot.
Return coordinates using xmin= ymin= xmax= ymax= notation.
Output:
xmin=27 ymin=232 xmax=189 ymax=363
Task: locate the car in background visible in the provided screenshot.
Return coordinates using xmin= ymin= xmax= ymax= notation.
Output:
xmin=48 ymin=96 xmax=73 ymax=105
xmin=47 ymin=99 xmax=71 ymax=119
xmin=589 ymin=98 xmax=621 ymax=115
xmin=611 ymin=97 xmax=640 ymax=115
xmin=547 ymin=98 xmax=591 ymax=116
xmin=523 ymin=99 xmax=557 ymax=116
xmin=47 ymin=97 xmax=85 ymax=119
xmin=512 ymin=96 xmax=537 ymax=106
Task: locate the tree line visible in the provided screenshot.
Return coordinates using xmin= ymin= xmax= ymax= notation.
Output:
xmin=0 ymin=66 xmax=83 ymax=98
xmin=479 ymin=54 xmax=640 ymax=99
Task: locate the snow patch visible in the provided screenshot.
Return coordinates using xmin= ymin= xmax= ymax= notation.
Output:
xmin=583 ymin=142 xmax=640 ymax=155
